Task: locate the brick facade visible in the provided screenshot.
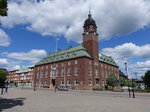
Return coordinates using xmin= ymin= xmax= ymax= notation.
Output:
xmin=8 ymin=66 xmax=34 ymax=87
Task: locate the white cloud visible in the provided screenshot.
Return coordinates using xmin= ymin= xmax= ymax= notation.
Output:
xmin=1 ymin=0 xmax=150 ymax=42
xmin=102 ymin=43 xmax=150 ymax=78
xmin=2 ymin=49 xmax=47 ymax=63
xmin=0 ymin=59 xmax=9 ymax=67
xmin=102 ymin=43 xmax=150 ymax=60
xmin=0 ymin=29 xmax=10 ymax=46
xmin=0 ymin=58 xmax=21 ymax=70
xmin=130 ymin=61 xmax=150 ymax=72
xmin=11 ymin=65 xmax=21 ymax=70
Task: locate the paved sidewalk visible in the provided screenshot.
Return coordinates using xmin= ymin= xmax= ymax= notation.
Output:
xmin=0 ymin=88 xmax=150 ymax=112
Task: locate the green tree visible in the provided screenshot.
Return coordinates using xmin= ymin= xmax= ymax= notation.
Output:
xmin=119 ymin=77 xmax=126 ymax=87
xmin=107 ymin=74 xmax=118 ymax=88
xmin=0 ymin=0 xmax=8 ymax=16
xmin=0 ymin=69 xmax=7 ymax=87
xmin=127 ymin=80 xmax=137 ymax=87
xmin=143 ymin=70 xmax=150 ymax=89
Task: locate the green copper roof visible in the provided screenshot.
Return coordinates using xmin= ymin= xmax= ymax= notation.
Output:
xmin=35 ymin=45 xmax=118 ymax=67
xmin=99 ymin=54 xmax=118 ymax=66
xmin=35 ymin=45 xmax=92 ymax=66
xmin=15 ymin=65 xmax=34 ymax=73
xmin=16 ymin=66 xmax=29 ymax=73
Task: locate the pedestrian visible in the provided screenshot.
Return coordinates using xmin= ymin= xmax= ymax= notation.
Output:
xmin=4 ymin=82 xmax=8 ymax=93
xmin=1 ymin=83 xmax=4 ymax=95
xmin=55 ymin=86 xmax=57 ymax=92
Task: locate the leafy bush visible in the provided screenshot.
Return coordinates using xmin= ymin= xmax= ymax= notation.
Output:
xmin=92 ymin=88 xmax=103 ymax=91
xmin=134 ymin=89 xmax=150 ymax=93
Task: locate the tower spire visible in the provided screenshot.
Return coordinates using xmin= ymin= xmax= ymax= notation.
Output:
xmin=83 ymin=10 xmax=97 ymax=28
xmin=88 ymin=8 xmax=92 ymax=18
xmin=89 ymin=8 xmax=91 ymax=14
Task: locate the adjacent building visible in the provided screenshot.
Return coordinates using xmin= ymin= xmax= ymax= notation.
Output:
xmin=34 ymin=12 xmax=119 ymax=90
xmin=8 ymin=65 xmax=34 ymax=87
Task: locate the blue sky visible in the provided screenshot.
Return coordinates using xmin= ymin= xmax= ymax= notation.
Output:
xmin=0 ymin=0 xmax=150 ymax=78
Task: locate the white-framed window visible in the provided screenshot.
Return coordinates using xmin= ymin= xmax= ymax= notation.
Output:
xmin=46 ymin=66 xmax=48 ymax=69
xmin=95 ymin=62 xmax=98 ymax=66
xmin=88 ymin=79 xmax=92 ymax=85
xmin=74 ymin=80 xmax=79 ymax=85
xmin=117 ymin=68 xmax=119 ymax=71
xmin=45 ymin=71 xmax=48 ymax=78
xmin=61 ymin=80 xmax=64 ymax=85
xmin=105 ymin=72 xmax=108 ymax=78
xmin=96 ymin=79 xmax=99 ymax=85
xmin=67 ymin=68 xmax=71 ymax=76
xmin=40 ymin=72 xmax=43 ymax=78
xmin=67 ymin=80 xmax=71 ymax=85
xmin=37 ymin=73 xmax=39 ymax=78
xmin=88 ymin=68 xmax=92 ymax=76
xmin=74 ymin=68 xmax=79 ymax=76
xmin=56 ymin=70 xmax=58 ymax=76
xmin=101 ymin=81 xmax=105 ymax=87
xmin=62 ymin=63 xmax=64 ymax=66
xmin=95 ymin=70 xmax=98 ymax=76
xmin=50 ymin=70 xmax=53 ymax=77
xmin=41 ymin=66 xmax=44 ymax=70
xmin=75 ymin=60 xmax=78 ymax=65
xmin=89 ymin=61 xmax=91 ymax=65
xmin=68 ymin=62 xmax=71 ymax=66
xmin=61 ymin=69 xmax=65 ymax=76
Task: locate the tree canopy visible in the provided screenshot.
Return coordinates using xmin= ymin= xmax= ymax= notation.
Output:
xmin=0 ymin=0 xmax=8 ymax=16
xmin=143 ymin=70 xmax=150 ymax=89
xmin=0 ymin=69 xmax=7 ymax=87
xmin=119 ymin=77 xmax=126 ymax=87
xmin=107 ymin=74 xmax=118 ymax=87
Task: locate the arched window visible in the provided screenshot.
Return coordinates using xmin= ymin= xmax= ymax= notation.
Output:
xmin=74 ymin=80 xmax=79 ymax=85
xmin=67 ymin=80 xmax=71 ymax=85
xmin=88 ymin=79 xmax=92 ymax=85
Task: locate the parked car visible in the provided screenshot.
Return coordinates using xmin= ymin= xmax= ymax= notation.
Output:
xmin=57 ymin=86 xmax=68 ymax=91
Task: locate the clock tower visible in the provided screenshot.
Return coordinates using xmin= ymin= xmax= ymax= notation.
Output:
xmin=83 ymin=11 xmax=99 ymax=60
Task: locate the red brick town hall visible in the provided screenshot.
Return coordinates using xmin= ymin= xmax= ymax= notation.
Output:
xmin=34 ymin=12 xmax=119 ymax=90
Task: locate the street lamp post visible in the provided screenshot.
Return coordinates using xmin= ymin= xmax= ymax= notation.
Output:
xmin=132 ymin=79 xmax=135 ymax=98
xmin=33 ymin=72 xmax=36 ymax=91
xmin=64 ymin=63 xmax=66 ymax=87
xmin=124 ymin=61 xmax=131 ymax=98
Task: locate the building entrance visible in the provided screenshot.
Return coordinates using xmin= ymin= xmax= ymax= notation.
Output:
xmin=52 ymin=79 xmax=56 ymax=87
